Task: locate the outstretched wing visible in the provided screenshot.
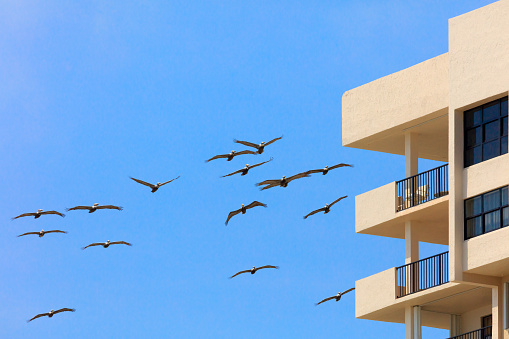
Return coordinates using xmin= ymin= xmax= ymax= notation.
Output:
xmin=27 ymin=313 xmax=49 ymax=322
xmin=110 ymin=241 xmax=132 ymax=246
xmin=260 ymin=184 xmax=278 ymax=191
xmin=12 ymin=213 xmax=36 ymax=220
xmin=245 ymin=201 xmax=267 ymax=209
xmin=249 ymin=157 xmax=273 ymax=169
xmin=54 ymin=308 xmax=75 ymax=315
xmin=303 ymin=207 xmax=326 ymax=219
xmin=221 ymin=169 xmax=244 ymax=178
xmin=287 ymin=172 xmax=310 ymax=182
xmin=159 ymin=175 xmax=180 ymax=186
xmin=315 ymin=296 xmax=335 ymax=306
xmin=206 ymin=154 xmax=229 ymax=162
xmin=225 ymin=209 xmax=242 ymax=225
xmin=229 ymin=270 xmax=251 ymax=279
xmin=328 ymin=163 xmax=353 ymax=170
xmin=130 ymin=177 xmax=155 ymax=188
xmin=256 ymin=179 xmax=279 ymax=186
xmin=233 ymin=150 xmax=257 ymax=156
xmin=18 ymin=232 xmax=39 ymax=237
xmin=329 ymin=195 xmax=348 ymax=207
xmin=66 ymin=206 xmax=92 ymax=211
xmin=96 ymin=205 xmax=123 ymax=211
xmin=40 ymin=210 xmax=65 ymax=217
xmin=255 ymin=265 xmax=279 ymax=271
xmin=304 ymin=169 xmax=324 ymax=175
xmin=82 ymin=243 xmax=103 ymax=250
xmin=233 ymin=139 xmax=259 ymax=149
xmin=45 ymin=230 xmax=67 ymax=235
xmin=264 ymin=135 xmax=283 ymax=146
xmin=341 ymin=287 xmax=355 ymax=295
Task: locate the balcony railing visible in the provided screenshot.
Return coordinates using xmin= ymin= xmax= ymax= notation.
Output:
xmin=447 ymin=326 xmax=492 ymax=339
xmin=396 ymin=164 xmax=448 ymax=211
xmin=396 ymin=251 xmax=449 ymax=298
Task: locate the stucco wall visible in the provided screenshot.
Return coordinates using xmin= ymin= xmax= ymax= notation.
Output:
xmin=463 ymin=153 xmax=509 ymax=199
xmin=355 ymin=182 xmax=396 ymax=233
xmin=355 ymin=267 xmax=396 ymax=318
xmin=461 ymin=304 xmax=492 ymax=333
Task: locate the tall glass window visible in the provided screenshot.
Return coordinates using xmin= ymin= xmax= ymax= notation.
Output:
xmin=464 ymin=96 xmax=508 ymax=167
xmin=465 ymin=186 xmax=509 ymax=240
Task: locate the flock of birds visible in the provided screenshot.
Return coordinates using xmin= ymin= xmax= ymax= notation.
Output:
xmin=13 ymin=135 xmax=355 ymax=323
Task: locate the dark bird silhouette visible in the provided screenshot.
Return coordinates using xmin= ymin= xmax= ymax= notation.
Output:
xmin=225 ymin=201 xmax=267 ymax=225
xmin=303 ymin=196 xmax=348 ymax=219
xmin=12 ymin=209 xmax=65 ymax=220
xmin=256 ymin=173 xmax=310 ymax=190
xmin=206 ymin=150 xmax=257 ymax=162
xmin=233 ymin=136 xmax=283 ymax=154
xmin=305 ymin=163 xmax=353 ymax=175
xmin=229 ymin=265 xmax=279 ymax=279
xmin=66 ymin=203 xmax=123 ymax=213
xmin=18 ymin=229 xmax=67 ymax=238
xmin=221 ymin=158 xmax=273 ymax=177
xmin=27 ymin=308 xmax=75 ymax=322
xmin=315 ymin=288 xmax=355 ymax=306
xmin=130 ymin=175 xmax=180 ymax=192
xmin=82 ymin=240 xmax=132 ymax=250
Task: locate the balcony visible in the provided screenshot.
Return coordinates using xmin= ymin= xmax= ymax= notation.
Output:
xmin=355 ymin=165 xmax=449 ymax=244
xmin=396 ymin=251 xmax=449 ymax=298
xmin=447 ymin=326 xmax=492 ymax=339
xmin=396 ymin=164 xmax=449 ymax=211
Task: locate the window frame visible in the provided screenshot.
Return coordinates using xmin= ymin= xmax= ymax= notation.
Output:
xmin=464 ymin=96 xmax=508 ymax=167
xmin=465 ymin=186 xmax=509 ymax=240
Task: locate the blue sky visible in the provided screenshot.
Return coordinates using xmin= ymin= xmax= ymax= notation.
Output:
xmin=0 ymin=1 xmax=497 ymax=338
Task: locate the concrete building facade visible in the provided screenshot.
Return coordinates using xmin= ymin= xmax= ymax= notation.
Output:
xmin=342 ymin=1 xmax=509 ymax=338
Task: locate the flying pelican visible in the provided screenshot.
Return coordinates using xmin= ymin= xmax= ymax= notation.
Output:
xmin=225 ymin=201 xmax=267 ymax=225
xmin=303 ymin=196 xmax=348 ymax=219
xmin=221 ymin=158 xmax=273 ymax=178
xmin=130 ymin=175 xmax=180 ymax=192
xmin=305 ymin=163 xmax=353 ymax=175
xmin=229 ymin=265 xmax=279 ymax=279
xmin=18 ymin=230 xmax=67 ymax=238
xmin=256 ymin=172 xmax=310 ymax=190
xmin=82 ymin=240 xmax=132 ymax=250
xmin=315 ymin=288 xmax=355 ymax=306
xmin=27 ymin=308 xmax=75 ymax=322
xmin=233 ymin=135 xmax=283 ymax=154
xmin=206 ymin=150 xmax=257 ymax=162
xmin=66 ymin=203 xmax=123 ymax=213
xmin=12 ymin=209 xmax=65 ymax=220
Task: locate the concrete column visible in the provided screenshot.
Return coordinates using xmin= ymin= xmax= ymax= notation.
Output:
xmin=492 ymin=285 xmax=504 ymax=339
xmin=405 ymin=221 xmax=419 ymax=264
xmin=405 ymin=132 xmax=419 ymax=177
xmin=450 ymin=314 xmax=461 ymax=337
xmin=405 ymin=306 xmax=422 ymax=339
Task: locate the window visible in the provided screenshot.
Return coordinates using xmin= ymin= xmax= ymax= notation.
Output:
xmin=464 ymin=96 xmax=508 ymax=167
xmin=465 ymin=186 xmax=509 ymax=240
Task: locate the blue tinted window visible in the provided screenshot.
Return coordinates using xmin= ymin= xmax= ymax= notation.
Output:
xmin=482 ymin=140 xmax=500 ymax=161
xmin=483 ymin=101 xmax=500 ymax=122
xmin=466 ymin=196 xmax=482 ymax=217
xmin=484 ymin=190 xmax=500 ymax=211
xmin=485 ymin=210 xmax=501 ymax=233
xmin=466 ymin=127 xmax=481 ymax=147
xmin=466 ymin=217 xmax=483 ymax=239
xmin=465 ymin=108 xmax=482 ymax=128
xmin=502 ymin=136 xmax=508 ymax=155
xmin=504 ymin=207 xmax=508 ymax=227
xmin=484 ymin=120 xmax=500 ymax=141
xmin=503 ymin=117 xmax=508 ymax=136
xmin=502 ymin=98 xmax=508 ymax=117
xmin=465 ymin=186 xmax=509 ymax=240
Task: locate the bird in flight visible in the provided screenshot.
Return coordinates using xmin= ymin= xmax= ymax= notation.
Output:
xmin=305 ymin=163 xmax=353 ymax=175
xmin=225 ymin=201 xmax=267 ymax=225
xmin=315 ymin=288 xmax=355 ymax=306
xmin=206 ymin=150 xmax=257 ymax=162
xmin=66 ymin=203 xmax=123 ymax=213
xmin=130 ymin=175 xmax=180 ymax=192
xmin=256 ymin=172 xmax=310 ymax=190
xmin=221 ymin=158 xmax=273 ymax=178
xmin=233 ymin=136 xmax=283 ymax=154
xmin=18 ymin=229 xmax=67 ymax=238
xmin=27 ymin=308 xmax=75 ymax=322
xmin=82 ymin=240 xmax=132 ymax=250
xmin=303 ymin=196 xmax=347 ymax=219
xmin=12 ymin=209 xmax=65 ymax=220
xmin=229 ymin=265 xmax=279 ymax=279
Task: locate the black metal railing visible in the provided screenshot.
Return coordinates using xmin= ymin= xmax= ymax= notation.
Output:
xmin=396 ymin=251 xmax=449 ymax=298
xmin=447 ymin=326 xmax=492 ymax=339
xmin=396 ymin=164 xmax=448 ymax=211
